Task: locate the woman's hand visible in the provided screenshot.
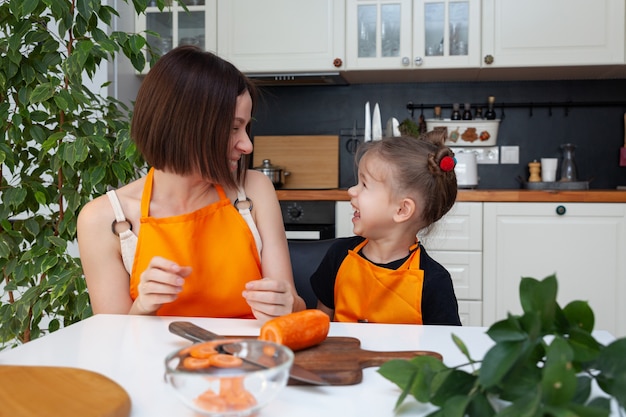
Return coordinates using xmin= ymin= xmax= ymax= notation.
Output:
xmin=132 ymin=256 xmax=192 ymax=315
xmin=242 ymin=278 xmax=299 ymax=323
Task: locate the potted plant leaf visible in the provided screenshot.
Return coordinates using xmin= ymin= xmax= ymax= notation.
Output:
xmin=0 ymin=0 xmax=172 ymax=347
xmin=379 ymin=274 xmax=626 ymax=416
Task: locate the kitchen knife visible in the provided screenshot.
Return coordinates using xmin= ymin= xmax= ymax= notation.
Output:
xmin=168 ymin=321 xmax=329 ymax=386
xmin=372 ymin=103 xmax=382 ymax=141
xmin=364 ymin=101 xmax=371 ymax=142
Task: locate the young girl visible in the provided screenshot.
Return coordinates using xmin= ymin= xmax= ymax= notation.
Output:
xmin=310 ymin=132 xmax=461 ymax=325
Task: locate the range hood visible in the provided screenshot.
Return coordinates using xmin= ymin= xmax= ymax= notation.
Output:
xmin=246 ymin=72 xmax=348 ymax=86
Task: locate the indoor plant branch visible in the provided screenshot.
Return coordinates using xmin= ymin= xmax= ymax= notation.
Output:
xmin=0 ymin=0 xmax=172 ymax=348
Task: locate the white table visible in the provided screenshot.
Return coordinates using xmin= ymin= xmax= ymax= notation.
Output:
xmin=0 ymin=314 xmax=617 ymax=416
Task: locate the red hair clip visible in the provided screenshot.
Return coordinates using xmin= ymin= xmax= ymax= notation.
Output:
xmin=440 ymin=156 xmax=456 ymax=172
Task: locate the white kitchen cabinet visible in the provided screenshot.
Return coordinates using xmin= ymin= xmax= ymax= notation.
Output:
xmin=483 ymin=203 xmax=626 ymax=338
xmin=216 ymin=0 xmax=345 ymax=73
xmin=335 ymin=201 xmax=355 ymax=238
xmin=422 ymin=202 xmax=483 ymax=326
xmin=481 ymin=0 xmax=625 ymax=68
xmin=135 ymin=1 xmax=217 ymax=74
xmin=345 ymin=0 xmax=480 ymax=70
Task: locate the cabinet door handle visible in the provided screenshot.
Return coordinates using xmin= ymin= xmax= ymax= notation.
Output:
xmin=484 ymin=54 xmax=494 ymax=65
xmin=556 ymin=205 xmax=566 ymax=215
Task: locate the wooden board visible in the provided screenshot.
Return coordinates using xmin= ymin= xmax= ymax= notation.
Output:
xmin=290 ymin=336 xmax=442 ymax=386
xmin=0 ymin=365 xmax=131 ymax=417
xmin=252 ymin=135 xmax=339 ymax=189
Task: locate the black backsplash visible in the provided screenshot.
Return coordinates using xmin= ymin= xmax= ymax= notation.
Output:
xmin=250 ymin=78 xmax=626 ymax=190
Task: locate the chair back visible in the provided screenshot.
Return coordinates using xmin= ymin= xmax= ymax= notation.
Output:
xmin=287 ymin=239 xmax=337 ymax=308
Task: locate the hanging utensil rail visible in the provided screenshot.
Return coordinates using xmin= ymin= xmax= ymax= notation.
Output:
xmin=406 ymin=100 xmax=626 ymax=119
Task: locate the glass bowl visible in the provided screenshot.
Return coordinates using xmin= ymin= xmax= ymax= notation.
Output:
xmin=165 ymin=339 xmax=294 ymax=416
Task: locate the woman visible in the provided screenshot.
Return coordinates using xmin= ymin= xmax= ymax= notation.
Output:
xmin=77 ymin=45 xmax=304 ymax=322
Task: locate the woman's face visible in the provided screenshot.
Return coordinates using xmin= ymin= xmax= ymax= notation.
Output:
xmin=229 ymin=90 xmax=253 ymax=172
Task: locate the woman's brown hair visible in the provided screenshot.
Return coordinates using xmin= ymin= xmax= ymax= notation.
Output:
xmin=131 ymin=45 xmax=257 ymax=189
xmin=355 ymin=132 xmax=457 ymax=228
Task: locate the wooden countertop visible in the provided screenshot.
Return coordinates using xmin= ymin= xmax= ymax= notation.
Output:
xmin=276 ymin=189 xmax=626 ymax=203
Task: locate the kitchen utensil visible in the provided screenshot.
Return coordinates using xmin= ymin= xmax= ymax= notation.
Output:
xmin=620 ymin=112 xmax=626 ymax=166
xmin=385 ymin=117 xmax=400 ymax=137
xmin=169 ymin=321 xmax=328 ymax=386
xmin=364 ymin=102 xmax=371 ymax=142
xmin=0 ymin=365 xmax=131 ymax=417
xmin=345 ymin=120 xmax=360 ymax=154
xmin=454 ymin=151 xmax=478 ymax=188
xmin=252 ymin=159 xmax=290 ymax=188
xmin=169 ymin=322 xmax=441 ymax=386
xmin=164 ymin=339 xmax=293 ymax=416
xmin=252 ymin=136 xmax=339 ymax=189
xmin=372 ymin=103 xmax=382 ymax=141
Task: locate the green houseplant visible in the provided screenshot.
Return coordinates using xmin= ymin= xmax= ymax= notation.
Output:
xmin=379 ymin=275 xmax=626 ymax=416
xmin=0 ymin=0 xmax=175 ymax=347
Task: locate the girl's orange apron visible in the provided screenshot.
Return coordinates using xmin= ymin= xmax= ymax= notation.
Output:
xmin=129 ymin=169 xmax=261 ymax=317
xmin=334 ymin=240 xmax=424 ymax=324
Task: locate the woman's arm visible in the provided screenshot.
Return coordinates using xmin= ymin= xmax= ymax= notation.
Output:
xmin=77 ymin=191 xmax=191 ymax=315
xmin=77 ymin=195 xmax=137 ymax=314
xmin=242 ymin=171 xmax=306 ymax=321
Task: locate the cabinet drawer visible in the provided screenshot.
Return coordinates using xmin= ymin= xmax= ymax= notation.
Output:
xmin=458 ymin=300 xmax=483 ymax=326
xmin=428 ymin=251 xmax=482 ymax=300
xmin=420 ymin=202 xmax=482 ymax=251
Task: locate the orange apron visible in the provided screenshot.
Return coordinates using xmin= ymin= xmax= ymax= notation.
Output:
xmin=334 ymin=239 xmax=423 ymax=324
xmin=129 ymin=169 xmax=261 ymax=317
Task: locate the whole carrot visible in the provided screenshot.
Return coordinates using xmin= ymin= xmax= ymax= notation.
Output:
xmin=259 ymin=309 xmax=330 ymax=351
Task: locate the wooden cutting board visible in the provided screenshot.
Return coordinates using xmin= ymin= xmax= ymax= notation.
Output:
xmin=252 ymin=135 xmax=339 ymax=189
xmin=0 ymin=365 xmax=131 ymax=417
xmin=290 ymin=336 xmax=442 ymax=386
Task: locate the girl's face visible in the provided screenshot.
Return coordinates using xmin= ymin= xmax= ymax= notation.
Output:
xmin=347 ymin=153 xmax=399 ymax=238
xmin=228 ymin=90 xmax=253 ymax=172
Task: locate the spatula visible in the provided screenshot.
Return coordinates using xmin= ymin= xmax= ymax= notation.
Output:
xmin=619 ymin=113 xmax=626 ymax=167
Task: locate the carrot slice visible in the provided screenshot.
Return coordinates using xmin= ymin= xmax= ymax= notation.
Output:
xmin=182 ymin=356 xmax=212 ymax=370
xmin=189 ymin=341 xmax=220 ymax=359
xmin=209 ymin=353 xmax=244 ymax=368
xmin=259 ymin=309 xmax=330 ymax=351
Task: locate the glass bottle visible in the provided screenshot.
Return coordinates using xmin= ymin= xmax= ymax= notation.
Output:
xmin=485 ymin=96 xmax=497 ymax=120
xmin=560 ymin=143 xmax=578 ymax=182
xmin=474 ymin=107 xmax=484 ymax=120
xmin=451 ymin=103 xmax=461 ymax=120
xmin=462 ymin=103 xmax=473 ymax=120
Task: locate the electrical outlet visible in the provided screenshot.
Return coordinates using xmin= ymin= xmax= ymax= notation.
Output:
xmin=450 ymin=146 xmax=499 ymax=164
xmin=500 ymin=146 xmax=519 ymax=164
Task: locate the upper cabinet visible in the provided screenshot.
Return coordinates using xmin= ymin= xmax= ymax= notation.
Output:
xmin=345 ymin=0 xmax=481 ymax=70
xmin=481 ymin=0 xmax=625 ymax=68
xmin=216 ymin=0 xmax=345 ymax=73
xmin=135 ymin=0 xmax=217 ymax=74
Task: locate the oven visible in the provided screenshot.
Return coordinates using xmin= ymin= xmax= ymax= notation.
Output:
xmin=280 ymin=201 xmax=335 ymax=241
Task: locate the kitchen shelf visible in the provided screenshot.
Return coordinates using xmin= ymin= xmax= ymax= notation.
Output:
xmin=275 ymin=189 xmax=626 ymax=203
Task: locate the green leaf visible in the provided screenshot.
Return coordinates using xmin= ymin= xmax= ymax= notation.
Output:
xmin=430 ymin=370 xmax=475 ymax=406
xmin=497 ymin=386 xmax=542 ymax=417
xmin=487 ymin=315 xmax=527 ymax=343
xmin=541 ymin=336 xmax=577 ymax=406
xmin=562 ymin=300 xmax=595 ymax=333
xmin=30 ymin=82 xmax=56 ymax=103
xmin=478 ymin=340 xmax=526 ymax=388
xmin=519 ymin=275 xmax=558 ymax=331
xmin=451 ymin=333 xmax=473 ymax=361
xmin=594 ymin=338 xmax=626 ymax=409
